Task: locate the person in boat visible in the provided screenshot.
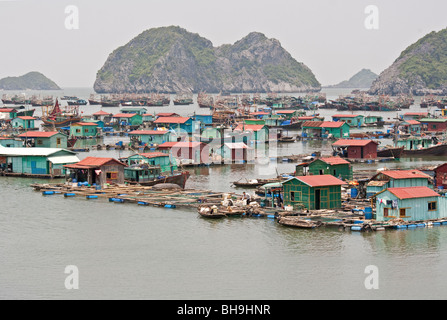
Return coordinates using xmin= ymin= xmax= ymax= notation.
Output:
xmin=242 ymin=192 xmax=251 ymax=205
xmin=211 ymin=205 xmax=218 ymax=215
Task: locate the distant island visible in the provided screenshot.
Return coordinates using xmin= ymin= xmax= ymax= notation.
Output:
xmin=0 ymin=72 xmax=60 ymax=90
xmin=325 ymin=69 xmax=378 ymax=89
xmin=369 ymin=27 xmax=447 ymax=96
xmin=94 ymin=26 xmax=321 ymax=94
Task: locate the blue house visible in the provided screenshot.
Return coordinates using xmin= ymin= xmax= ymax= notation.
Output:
xmin=154 ymin=117 xmax=194 ymax=134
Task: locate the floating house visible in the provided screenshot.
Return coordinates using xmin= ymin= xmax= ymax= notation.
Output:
xmin=64 ymin=157 xmax=127 ymax=186
xmin=234 ymin=124 xmax=269 ymax=143
xmin=0 ymin=108 xmax=17 ymax=121
xmin=296 ymin=157 xmax=353 ymax=181
xmin=302 ymin=121 xmax=350 ymax=139
xmin=120 ymin=107 xmax=147 ymax=115
xmin=282 ymin=175 xmax=345 ymax=210
xmin=0 ymin=145 xmax=79 ymax=177
xmin=69 ymin=122 xmax=99 ymax=137
xmin=112 ymin=113 xmax=143 ymax=126
xmin=395 ymin=136 xmax=433 ymax=151
xmin=331 ymin=114 xmax=364 ymax=127
xmin=125 ymin=152 xmax=177 ymax=173
xmin=249 ymin=111 xmax=270 ymax=119
xmin=434 ymin=163 xmax=447 ymax=189
xmin=275 ymin=110 xmax=306 ymax=119
xmin=158 ymin=141 xmax=208 ymax=164
xmin=219 ymin=142 xmax=254 ymax=163
xmin=193 ymin=114 xmax=213 ymax=127
xmin=142 ymin=113 xmax=155 ymax=123
xmin=419 ymin=118 xmax=447 ymax=132
xmin=92 ymin=110 xmax=113 ymax=122
xmin=366 ymin=169 xmax=431 ymax=198
xmin=398 ymin=120 xmax=421 ymax=135
xmin=17 ymin=131 xmax=68 ymax=149
xmin=0 ymin=137 xmax=22 ymax=148
xmin=153 ymin=117 xmax=194 ymax=134
xmin=374 ymin=186 xmax=447 ymax=222
xmin=364 ymin=115 xmax=384 ymax=127
xmin=128 ymin=130 xmax=172 ymax=146
xmin=11 ymin=116 xmax=36 ymax=130
xmin=332 ymin=139 xmax=378 ymax=159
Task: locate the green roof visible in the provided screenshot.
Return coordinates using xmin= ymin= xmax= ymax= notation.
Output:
xmin=419 ymin=118 xmax=447 ymax=122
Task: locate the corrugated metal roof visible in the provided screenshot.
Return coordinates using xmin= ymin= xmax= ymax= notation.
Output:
xmin=48 ymin=155 xmax=80 ymax=164
xmin=67 ymin=157 xmax=127 ymax=168
xmin=112 ymin=113 xmax=138 ymax=118
xmin=387 ymin=187 xmax=440 ymax=199
xmin=18 ymin=131 xmax=60 ymax=138
xmin=0 ymin=146 xmax=75 ymax=157
xmin=292 ymin=175 xmax=346 ymax=187
xmin=332 ymin=139 xmax=378 ymax=147
xmin=153 ymin=117 xmax=190 ymax=124
xmin=139 ymin=152 xmax=169 ymax=159
xmin=302 ymin=121 xmax=346 ymax=128
xmin=317 ymin=157 xmax=350 ymax=165
xmin=128 ymin=130 xmax=169 ymax=135
xmin=234 ymin=124 xmax=266 ymax=131
xmin=380 ymin=170 xmax=430 ymax=179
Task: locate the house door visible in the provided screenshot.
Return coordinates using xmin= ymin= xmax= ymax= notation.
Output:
xmin=315 ymin=189 xmax=321 ymax=210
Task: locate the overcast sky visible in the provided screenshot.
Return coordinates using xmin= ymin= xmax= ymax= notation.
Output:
xmin=0 ymin=0 xmax=446 ymax=88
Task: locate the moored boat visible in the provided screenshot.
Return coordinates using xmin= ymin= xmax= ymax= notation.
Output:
xmin=277 ymin=217 xmax=322 ymax=229
xmin=377 ymin=146 xmax=404 ymax=158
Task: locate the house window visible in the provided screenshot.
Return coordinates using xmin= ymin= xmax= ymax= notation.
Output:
xmin=399 ymin=208 xmax=407 ymax=218
xmin=106 ymin=172 xmax=118 ymax=180
xmin=57 ymin=138 xmax=61 ymax=145
xmin=291 ymin=191 xmax=295 ymax=202
xmin=76 ymin=129 xmax=81 ymax=133
xmin=37 ymin=139 xmax=43 ymax=145
xmin=384 ymin=208 xmax=389 ymax=217
xmin=85 ymin=129 xmax=89 ymax=133
xmin=428 ymin=201 xmax=437 ymax=211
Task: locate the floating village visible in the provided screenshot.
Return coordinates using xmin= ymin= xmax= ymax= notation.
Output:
xmin=3 ymin=91 xmax=447 ymax=232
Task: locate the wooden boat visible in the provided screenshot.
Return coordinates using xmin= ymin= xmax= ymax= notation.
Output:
xmin=233 ymin=178 xmax=281 ymax=188
xmin=127 ymin=171 xmax=190 ymax=189
xmin=198 ymin=205 xmax=227 ymax=219
xmin=41 ymin=100 xmax=82 ymax=128
xmin=277 ymin=217 xmax=322 ymax=229
xmin=401 ymin=143 xmax=447 ymax=157
xmin=278 ymin=135 xmax=297 ymax=143
xmin=377 ymin=146 xmax=404 ymax=158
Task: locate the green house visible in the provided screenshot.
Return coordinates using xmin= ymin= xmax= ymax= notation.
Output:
xmin=11 ymin=116 xmax=36 ymax=130
xmin=17 ymin=131 xmax=68 ymax=149
xmin=296 ymin=157 xmax=353 ymax=181
xmin=302 ymin=121 xmax=350 ymax=139
xmin=0 ymin=137 xmax=22 ymax=148
xmin=112 ymin=113 xmax=143 ymax=126
xmin=128 ymin=130 xmax=172 ymax=146
xmin=234 ymin=124 xmax=269 ymax=142
xmin=395 ymin=136 xmax=433 ymax=151
xmin=276 ymin=110 xmax=306 ymax=119
xmin=375 ymin=186 xmax=447 ymax=222
xmin=331 ymin=114 xmax=364 ymax=127
xmin=126 ymin=152 xmax=178 ymax=173
xmin=364 ymin=115 xmax=384 ymax=127
xmin=282 ymin=175 xmax=345 ymax=210
xmin=366 ymin=169 xmax=430 ymax=198
xmin=0 ymin=146 xmax=79 ymax=177
xmin=120 ymin=107 xmax=148 ymax=115
xmin=70 ymin=122 xmax=99 ymax=137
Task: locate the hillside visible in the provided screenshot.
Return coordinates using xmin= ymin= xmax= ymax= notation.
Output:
xmin=0 ymin=72 xmax=60 ymax=90
xmin=328 ymin=69 xmax=378 ymax=88
xmin=369 ymin=28 xmax=447 ymax=95
xmin=94 ymin=26 xmax=321 ymax=93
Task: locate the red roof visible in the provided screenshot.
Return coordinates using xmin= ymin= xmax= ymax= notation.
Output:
xmin=298 ymin=116 xmax=316 ymax=120
xmin=302 ymin=121 xmax=346 ymax=128
xmin=404 ymin=112 xmax=428 ymax=116
xmin=158 ymin=141 xmax=203 ymax=149
xmin=113 ymin=113 xmax=139 ymax=118
xmin=64 ymin=157 xmax=126 ymax=169
xmin=139 ymin=152 xmax=169 ymax=159
xmin=250 ymin=112 xmax=270 ymax=116
xmin=17 ymin=116 xmax=36 ymax=120
xmin=234 ymin=124 xmax=266 ymax=131
xmin=0 ymin=108 xmax=15 ymax=112
xmin=154 ymin=117 xmax=190 ymax=124
xmin=387 ymin=187 xmax=439 ymax=199
xmin=332 ymin=139 xmax=378 ymax=147
xmin=156 ymin=113 xmax=180 ymax=117
xmin=71 ymin=122 xmax=98 ymax=126
xmin=317 ymin=157 xmax=350 ymax=165
xmin=276 ymin=110 xmax=297 ymax=114
xmin=18 ymin=131 xmax=60 ymax=138
xmin=294 ymin=175 xmax=346 ymax=187
xmin=380 ymin=170 xmax=429 ymax=179
xmin=404 ymin=120 xmax=421 ymax=125
xmin=128 ymin=130 xmax=169 ymax=135
xmin=93 ymin=110 xmax=112 ymax=116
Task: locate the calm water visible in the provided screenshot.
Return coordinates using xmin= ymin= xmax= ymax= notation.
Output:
xmin=1 ymin=88 xmax=447 ymax=300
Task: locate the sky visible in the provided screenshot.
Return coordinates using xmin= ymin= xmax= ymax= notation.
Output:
xmin=0 ymin=0 xmax=446 ymax=88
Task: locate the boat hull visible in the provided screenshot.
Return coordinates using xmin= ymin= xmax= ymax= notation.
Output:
xmin=128 ymin=171 xmax=190 ymax=189
xmin=401 ymin=144 xmax=447 ymax=157
xmin=377 ymin=147 xmax=404 ymax=158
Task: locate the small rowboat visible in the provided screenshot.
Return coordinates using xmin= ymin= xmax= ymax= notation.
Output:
xmin=198 ymin=205 xmax=226 ymax=219
xmin=277 ymin=217 xmax=322 ymax=229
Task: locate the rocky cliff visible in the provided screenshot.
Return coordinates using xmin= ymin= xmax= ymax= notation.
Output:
xmin=94 ymin=26 xmax=320 ymax=93
xmin=328 ymin=69 xmax=377 ymax=88
xmin=0 ymin=72 xmax=60 ymax=90
xmin=369 ymin=28 xmax=447 ymax=96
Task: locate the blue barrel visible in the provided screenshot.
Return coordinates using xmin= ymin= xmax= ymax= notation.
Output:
xmin=164 ymin=204 xmax=176 ymax=208
xmin=351 ymin=226 xmax=362 ymax=231
xmin=42 ymin=191 xmax=55 ymax=195
xmin=64 ymin=193 xmax=76 ymax=197
xmin=351 ymin=188 xmax=358 ymax=198
xmin=364 ymin=207 xmax=373 ymax=220
xmin=86 ymin=195 xmax=98 ymax=199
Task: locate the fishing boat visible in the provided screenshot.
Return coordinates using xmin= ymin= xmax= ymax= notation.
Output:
xmin=277 ymin=217 xmax=322 ymax=229
xmin=41 ymin=100 xmax=82 ymax=128
xmin=67 ymin=99 xmax=88 ymax=106
xmin=173 ymin=93 xmax=194 ymax=105
xmin=232 ymin=178 xmax=282 ymax=188
xmin=401 ymin=143 xmax=447 ymax=157
xmin=278 ymin=135 xmax=297 ymax=143
xmin=124 ymin=163 xmax=190 ymax=189
xmin=198 ymin=205 xmax=227 ymax=219
xmin=377 ymin=146 xmax=404 ymax=158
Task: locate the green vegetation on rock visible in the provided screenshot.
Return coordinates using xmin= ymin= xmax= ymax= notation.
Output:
xmin=0 ymin=72 xmax=60 ymax=90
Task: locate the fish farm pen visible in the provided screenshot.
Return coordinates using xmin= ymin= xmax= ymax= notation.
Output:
xmin=30 ymin=183 xmax=447 ymax=232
